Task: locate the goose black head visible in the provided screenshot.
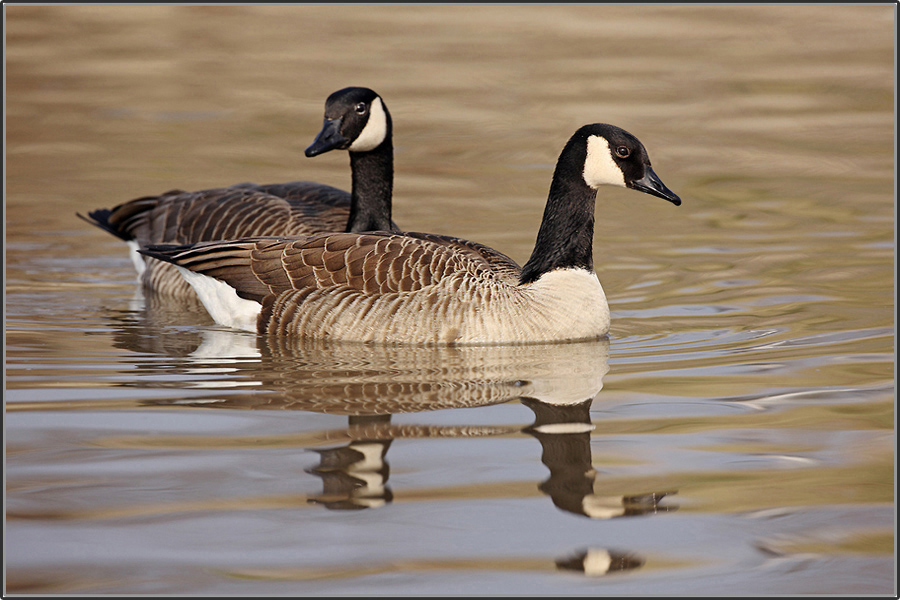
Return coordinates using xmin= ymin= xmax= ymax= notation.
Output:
xmin=574 ymin=123 xmax=680 ymax=206
xmin=305 ymin=87 xmax=392 ymax=157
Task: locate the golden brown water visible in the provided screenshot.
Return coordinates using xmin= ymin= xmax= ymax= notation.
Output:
xmin=5 ymin=5 xmax=895 ymax=595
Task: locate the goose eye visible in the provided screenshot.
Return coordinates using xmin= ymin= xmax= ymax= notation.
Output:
xmin=615 ymin=146 xmax=630 ymax=159
xmin=354 ymin=102 xmax=368 ymax=115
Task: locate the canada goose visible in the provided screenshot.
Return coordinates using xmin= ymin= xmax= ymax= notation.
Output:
xmin=140 ymin=123 xmax=681 ymax=345
xmin=78 ymin=86 xmax=398 ymax=297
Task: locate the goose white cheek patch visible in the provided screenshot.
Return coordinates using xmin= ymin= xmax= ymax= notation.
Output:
xmin=348 ymin=97 xmax=387 ymax=152
xmin=583 ymin=136 xmax=626 ymax=189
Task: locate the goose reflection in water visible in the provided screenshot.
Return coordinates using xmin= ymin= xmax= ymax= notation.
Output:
xmin=106 ymin=303 xmax=676 ymax=518
xmin=523 ymin=397 xmax=676 ymax=520
xmin=101 ymin=299 xmax=677 ymax=576
xmin=302 ymin=397 xmax=676 ymax=520
xmin=306 ymin=414 xmax=395 ymax=510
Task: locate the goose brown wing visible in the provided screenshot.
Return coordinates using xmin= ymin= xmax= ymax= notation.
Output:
xmin=277 ymin=232 xmax=495 ymax=294
xmin=79 ymin=183 xmax=354 ymax=246
xmin=142 ymin=231 xmax=501 ymax=303
xmin=252 ymin=181 xmax=351 ymax=210
xmin=142 ymin=237 xmax=294 ymax=303
xmin=77 ymin=189 xmax=187 ymax=242
xmin=404 ymin=232 xmax=522 ymax=282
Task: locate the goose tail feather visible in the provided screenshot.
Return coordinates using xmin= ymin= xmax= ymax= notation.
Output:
xmin=77 ymin=209 xmax=132 ymax=242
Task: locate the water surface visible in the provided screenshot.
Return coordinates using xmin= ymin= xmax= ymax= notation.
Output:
xmin=5 ymin=5 xmax=895 ymax=595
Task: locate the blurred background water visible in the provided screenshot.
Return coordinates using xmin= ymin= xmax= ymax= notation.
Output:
xmin=4 ymin=5 xmax=895 ymax=595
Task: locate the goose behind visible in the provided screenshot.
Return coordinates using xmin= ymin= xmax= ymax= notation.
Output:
xmin=141 ymin=123 xmax=681 ymax=345
xmin=78 ymin=87 xmax=399 ymax=298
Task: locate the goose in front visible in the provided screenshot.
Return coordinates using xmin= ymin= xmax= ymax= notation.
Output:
xmin=78 ymin=86 xmax=399 ymax=298
xmin=140 ymin=123 xmax=681 ymax=345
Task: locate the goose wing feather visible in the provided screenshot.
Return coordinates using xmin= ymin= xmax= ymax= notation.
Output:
xmin=80 ymin=182 xmax=355 ymax=247
xmin=404 ymin=232 xmax=522 ymax=283
xmin=143 ymin=231 xmax=504 ymax=300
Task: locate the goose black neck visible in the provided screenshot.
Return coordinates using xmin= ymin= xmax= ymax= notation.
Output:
xmin=346 ymin=139 xmax=394 ymax=232
xmin=519 ymin=172 xmax=597 ymax=285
